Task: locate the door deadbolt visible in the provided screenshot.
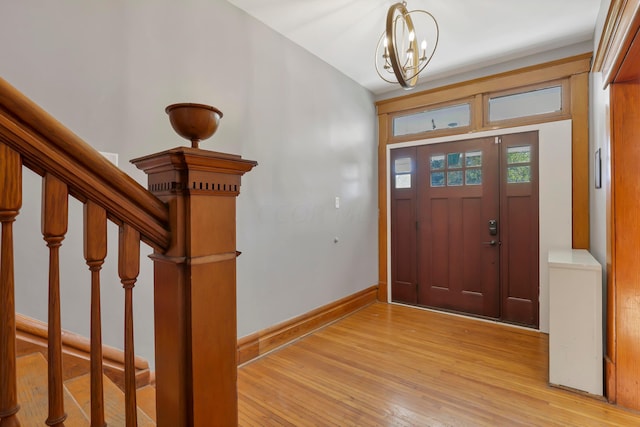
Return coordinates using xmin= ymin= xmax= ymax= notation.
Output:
xmin=488 ymin=219 xmax=498 ymax=236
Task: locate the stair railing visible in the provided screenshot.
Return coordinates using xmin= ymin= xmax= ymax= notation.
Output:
xmin=0 ymin=77 xmax=256 ymax=426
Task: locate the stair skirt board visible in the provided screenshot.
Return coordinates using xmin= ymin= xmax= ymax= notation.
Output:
xmin=7 ymin=352 xmax=156 ymax=426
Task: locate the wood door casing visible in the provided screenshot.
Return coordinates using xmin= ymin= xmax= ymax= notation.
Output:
xmin=610 ymin=80 xmax=640 ymax=408
xmin=417 ymin=137 xmax=500 ymax=318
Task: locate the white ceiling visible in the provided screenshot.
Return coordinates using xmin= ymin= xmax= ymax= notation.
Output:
xmin=227 ymin=0 xmax=601 ymax=95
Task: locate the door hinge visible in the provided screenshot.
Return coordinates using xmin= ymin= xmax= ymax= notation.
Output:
xmin=495 ymin=136 xmax=502 ymax=144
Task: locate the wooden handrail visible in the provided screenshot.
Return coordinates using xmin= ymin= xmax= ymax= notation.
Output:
xmin=0 ymin=77 xmax=170 ymax=250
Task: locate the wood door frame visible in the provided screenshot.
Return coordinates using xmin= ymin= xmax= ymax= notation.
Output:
xmin=386 ymin=121 xmax=573 ymax=333
xmin=592 ymin=0 xmax=640 ymax=407
xmin=377 ymin=54 xmax=591 ymax=307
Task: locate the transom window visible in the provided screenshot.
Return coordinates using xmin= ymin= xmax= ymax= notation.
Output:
xmin=393 ymin=103 xmax=471 ymax=137
xmin=488 ymin=84 xmax=564 ymax=124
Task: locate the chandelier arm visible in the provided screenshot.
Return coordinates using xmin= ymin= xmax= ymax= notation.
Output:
xmin=410 ymin=10 xmax=440 ymax=78
xmin=375 ymin=31 xmax=402 ymax=83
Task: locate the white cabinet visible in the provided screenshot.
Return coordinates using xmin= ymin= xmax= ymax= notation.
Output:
xmin=548 ymin=249 xmax=603 ymax=396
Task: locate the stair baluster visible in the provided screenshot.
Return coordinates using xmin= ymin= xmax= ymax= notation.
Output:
xmin=0 ymin=144 xmax=22 ymax=427
xmin=42 ymin=173 xmax=69 ymax=427
xmin=83 ymin=201 xmax=107 ymax=427
xmin=119 ymin=224 xmax=140 ymax=427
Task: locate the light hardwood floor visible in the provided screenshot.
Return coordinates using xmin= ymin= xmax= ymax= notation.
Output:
xmin=238 ymin=302 xmax=640 ymax=426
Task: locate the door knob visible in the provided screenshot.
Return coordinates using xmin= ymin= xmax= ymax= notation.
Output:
xmin=482 ymin=240 xmax=498 ymax=246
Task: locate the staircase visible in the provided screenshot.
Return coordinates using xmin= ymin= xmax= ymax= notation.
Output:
xmin=15 ymin=353 xmax=156 ymax=426
xmin=0 ymin=76 xmax=256 ymax=426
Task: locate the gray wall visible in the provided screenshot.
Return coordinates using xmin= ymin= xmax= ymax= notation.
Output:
xmin=0 ymin=0 xmax=378 ymax=367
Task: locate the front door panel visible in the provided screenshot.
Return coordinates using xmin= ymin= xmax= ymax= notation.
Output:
xmin=417 ymin=137 xmax=500 ymax=317
xmin=390 ymin=132 xmax=540 ymax=328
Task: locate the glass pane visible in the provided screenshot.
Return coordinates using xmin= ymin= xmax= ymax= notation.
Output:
xmin=507 ymin=146 xmax=531 ymax=164
xmin=430 ymin=154 xmax=445 ymax=170
xmin=395 ymin=157 xmax=412 ymax=173
xmin=447 ymin=153 xmax=462 ymax=169
xmin=431 ymin=172 xmax=445 ymax=187
xmin=466 ymin=169 xmax=482 ymax=185
xmin=465 ymin=151 xmax=482 ymax=167
xmin=489 ymin=85 xmax=562 ymax=122
xmin=395 ymin=174 xmax=411 ymax=188
xmin=393 ymin=103 xmax=471 ymax=136
xmin=447 ymin=171 xmax=463 ymax=186
xmin=507 ymin=166 xmax=531 ymax=183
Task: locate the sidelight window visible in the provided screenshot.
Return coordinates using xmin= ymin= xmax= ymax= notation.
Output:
xmin=506 ymin=146 xmax=531 ymax=183
xmin=394 ymin=157 xmax=412 ymax=189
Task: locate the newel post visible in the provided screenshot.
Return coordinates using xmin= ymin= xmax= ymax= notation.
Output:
xmin=133 ymin=146 xmax=256 ymax=427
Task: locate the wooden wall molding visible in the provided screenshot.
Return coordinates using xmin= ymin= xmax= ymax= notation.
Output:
xmin=592 ymin=0 xmax=640 ymax=84
xmin=376 ymin=53 xmax=592 ymax=115
xmin=571 ymin=72 xmax=591 ymax=249
xmin=237 ymin=285 xmax=378 ymax=365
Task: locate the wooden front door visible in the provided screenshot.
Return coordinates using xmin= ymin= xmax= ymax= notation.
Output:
xmin=390 ymin=132 xmax=539 ymax=327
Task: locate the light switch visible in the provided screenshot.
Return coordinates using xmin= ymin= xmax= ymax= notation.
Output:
xmin=335 ymin=196 xmax=340 ymax=209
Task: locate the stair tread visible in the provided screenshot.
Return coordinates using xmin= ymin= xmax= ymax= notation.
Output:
xmin=16 ymin=352 xmax=89 ymax=426
xmin=65 ymin=372 xmax=155 ymax=426
xmin=136 ymin=385 xmax=156 ymax=422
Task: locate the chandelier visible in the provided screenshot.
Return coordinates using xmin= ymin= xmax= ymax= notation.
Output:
xmin=375 ymin=1 xmax=439 ymax=90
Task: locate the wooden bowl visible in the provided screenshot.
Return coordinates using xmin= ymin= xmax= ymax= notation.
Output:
xmin=165 ymin=103 xmax=223 ymax=148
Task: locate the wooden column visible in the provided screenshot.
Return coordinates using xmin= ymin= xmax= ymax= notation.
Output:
xmin=133 ymin=147 xmax=256 ymax=427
